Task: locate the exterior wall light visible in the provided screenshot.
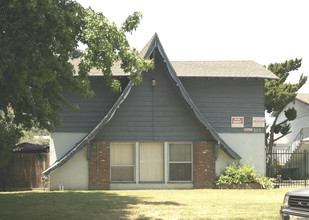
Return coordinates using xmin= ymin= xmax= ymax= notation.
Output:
xmin=152 ymin=79 xmax=156 ymax=86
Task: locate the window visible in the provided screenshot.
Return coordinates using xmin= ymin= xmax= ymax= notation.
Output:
xmin=140 ymin=142 xmax=164 ymax=182
xmin=111 ymin=143 xmax=134 ymax=182
xmin=169 ymin=143 xmax=192 ymax=181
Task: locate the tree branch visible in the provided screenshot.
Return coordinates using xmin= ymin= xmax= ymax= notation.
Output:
xmin=276 ymin=119 xmax=288 ymax=126
xmin=273 ymin=131 xmax=292 ymax=142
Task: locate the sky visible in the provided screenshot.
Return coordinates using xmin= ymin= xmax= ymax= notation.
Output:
xmin=77 ymin=0 xmax=309 ymax=92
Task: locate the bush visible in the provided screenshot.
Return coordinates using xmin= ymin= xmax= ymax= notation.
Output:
xmin=258 ymin=176 xmax=275 ymax=189
xmin=216 ymin=162 xmax=274 ymax=189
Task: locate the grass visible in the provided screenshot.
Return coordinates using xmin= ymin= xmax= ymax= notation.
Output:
xmin=0 ymin=188 xmax=295 ymax=220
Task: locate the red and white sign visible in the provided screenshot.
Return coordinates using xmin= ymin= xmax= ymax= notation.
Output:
xmin=252 ymin=117 xmax=265 ymax=127
xmin=231 ymin=117 xmax=244 ymax=128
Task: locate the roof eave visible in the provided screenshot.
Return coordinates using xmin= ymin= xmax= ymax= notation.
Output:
xmin=178 ymin=76 xmax=278 ymax=80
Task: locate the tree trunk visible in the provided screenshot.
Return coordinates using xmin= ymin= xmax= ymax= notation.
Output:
xmin=266 ymin=126 xmax=275 ymax=177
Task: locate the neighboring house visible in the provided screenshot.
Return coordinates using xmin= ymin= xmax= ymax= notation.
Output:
xmin=271 ymin=94 xmax=309 ymax=180
xmin=43 ymin=34 xmax=277 ymax=190
xmin=274 ymin=94 xmax=309 ymax=152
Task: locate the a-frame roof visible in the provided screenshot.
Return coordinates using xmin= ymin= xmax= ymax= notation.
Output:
xmin=43 ymin=34 xmax=241 ymax=176
xmin=147 ymin=34 xmax=241 ymax=159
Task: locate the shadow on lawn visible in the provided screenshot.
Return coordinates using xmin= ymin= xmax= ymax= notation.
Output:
xmin=0 ymin=191 xmax=182 ymax=220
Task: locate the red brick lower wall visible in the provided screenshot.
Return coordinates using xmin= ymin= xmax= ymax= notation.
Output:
xmin=88 ymin=141 xmax=110 ymax=190
xmin=88 ymin=141 xmax=215 ymax=189
xmin=193 ymin=141 xmax=216 ymax=189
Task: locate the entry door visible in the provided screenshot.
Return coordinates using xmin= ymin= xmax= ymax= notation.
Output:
xmin=140 ymin=142 xmax=164 ymax=182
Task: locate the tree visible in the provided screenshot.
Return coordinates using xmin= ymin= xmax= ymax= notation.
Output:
xmin=0 ymin=1 xmax=153 ymax=167
xmin=18 ymin=127 xmax=49 ymax=146
xmin=265 ymin=58 xmax=307 ymax=175
xmin=0 ymin=104 xmax=21 ymax=169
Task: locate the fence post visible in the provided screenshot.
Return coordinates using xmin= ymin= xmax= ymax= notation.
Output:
xmin=301 ymin=128 xmax=303 ymax=139
xmin=304 ymin=150 xmax=307 ymax=187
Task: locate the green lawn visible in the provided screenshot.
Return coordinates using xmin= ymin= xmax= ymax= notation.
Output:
xmin=0 ymin=188 xmax=294 ymax=220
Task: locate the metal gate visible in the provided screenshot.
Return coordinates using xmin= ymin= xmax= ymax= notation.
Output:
xmin=267 ymin=150 xmax=309 ymax=188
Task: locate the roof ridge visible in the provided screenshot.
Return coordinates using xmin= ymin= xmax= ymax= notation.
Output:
xmin=139 ymin=33 xmax=157 ymax=58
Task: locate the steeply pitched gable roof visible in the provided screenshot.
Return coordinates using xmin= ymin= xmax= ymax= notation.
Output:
xmin=43 ymin=33 xmax=253 ymax=176
xmin=151 ymin=34 xmax=241 ymax=159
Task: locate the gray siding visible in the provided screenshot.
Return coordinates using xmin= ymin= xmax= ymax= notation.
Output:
xmin=55 ymin=77 xmax=124 ymax=132
xmin=181 ymin=78 xmax=265 ymax=133
xmin=94 ymin=54 xmax=214 ymax=141
xmin=56 ymin=56 xmax=265 ymax=135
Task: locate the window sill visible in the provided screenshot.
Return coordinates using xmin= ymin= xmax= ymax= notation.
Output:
xmin=138 ymin=181 xmax=165 ymax=184
xmin=168 ymin=181 xmax=193 ymax=183
xmin=110 ymin=181 xmax=136 ymax=184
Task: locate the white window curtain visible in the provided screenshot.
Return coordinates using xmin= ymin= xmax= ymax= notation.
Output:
xmin=110 ymin=143 xmax=134 ymax=182
xmin=140 ymin=143 xmax=164 ymax=182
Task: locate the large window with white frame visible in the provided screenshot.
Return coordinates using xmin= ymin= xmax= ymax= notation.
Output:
xmin=110 ymin=142 xmax=135 ymax=182
xmin=169 ymin=143 xmax=192 ymax=181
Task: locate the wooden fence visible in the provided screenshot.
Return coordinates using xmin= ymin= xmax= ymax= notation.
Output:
xmin=0 ymin=152 xmax=49 ymax=190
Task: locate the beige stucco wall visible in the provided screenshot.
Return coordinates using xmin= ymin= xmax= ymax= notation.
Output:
xmin=215 ymin=148 xmax=236 ymax=177
xmin=49 ymin=132 xmax=87 ymax=164
xmin=217 ymin=133 xmax=266 ymax=176
xmin=48 ymin=132 xmax=265 ymax=190
xmin=49 ymin=132 xmax=88 ymax=190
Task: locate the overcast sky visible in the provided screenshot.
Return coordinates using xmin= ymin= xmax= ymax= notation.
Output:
xmin=77 ymin=0 xmax=309 ymax=92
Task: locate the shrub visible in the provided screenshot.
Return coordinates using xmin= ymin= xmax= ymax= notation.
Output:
xmin=216 ymin=162 xmax=274 ymax=189
xmin=258 ymin=176 xmax=275 ymax=189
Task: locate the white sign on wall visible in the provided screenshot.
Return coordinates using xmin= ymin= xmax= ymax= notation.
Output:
xmin=252 ymin=117 xmax=265 ymax=127
xmin=231 ymin=117 xmax=244 ymax=128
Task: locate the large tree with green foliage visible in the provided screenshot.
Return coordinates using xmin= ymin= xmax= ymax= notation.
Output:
xmin=0 ymin=0 xmax=153 ymax=168
xmin=265 ymin=58 xmax=307 ymax=174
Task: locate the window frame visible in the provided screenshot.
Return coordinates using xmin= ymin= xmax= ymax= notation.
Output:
xmin=110 ymin=142 xmax=135 ymax=183
xmin=168 ymin=142 xmax=193 ymax=182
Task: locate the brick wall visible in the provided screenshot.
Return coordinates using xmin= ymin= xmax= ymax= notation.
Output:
xmin=193 ymin=141 xmax=216 ymax=188
xmin=88 ymin=141 xmax=110 ymax=190
xmin=88 ymin=141 xmax=215 ymax=189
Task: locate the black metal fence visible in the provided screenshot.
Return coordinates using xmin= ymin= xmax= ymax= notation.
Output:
xmin=267 ymin=150 xmax=309 ymax=188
